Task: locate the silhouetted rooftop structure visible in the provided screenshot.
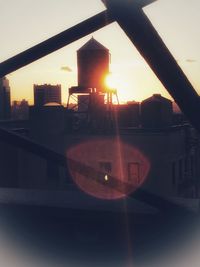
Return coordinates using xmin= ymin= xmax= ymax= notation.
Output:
xmin=0 ymin=77 xmax=11 ymax=120
xmin=141 ymin=94 xmax=173 ymax=128
xmin=34 ymin=84 xmax=62 ymax=106
xmin=77 ymin=37 xmax=109 ymax=51
xmin=142 ymin=94 xmax=172 ymax=104
xmin=44 ymin=102 xmax=62 ymax=107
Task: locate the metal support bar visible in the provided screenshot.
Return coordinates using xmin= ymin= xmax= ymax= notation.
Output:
xmin=101 ymin=0 xmax=157 ymax=9
xmin=0 ymin=11 xmax=114 ymax=77
xmin=0 ymin=0 xmax=157 ymax=77
xmin=103 ymin=0 xmax=200 ymax=132
xmin=0 ymin=123 xmax=191 ymax=213
xmin=0 ymin=127 xmax=67 ymax=166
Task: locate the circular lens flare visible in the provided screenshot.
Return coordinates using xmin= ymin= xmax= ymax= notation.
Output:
xmin=67 ymin=138 xmax=150 ymax=200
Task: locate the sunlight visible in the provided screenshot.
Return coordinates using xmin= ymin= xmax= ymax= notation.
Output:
xmin=105 ymin=73 xmax=116 ymax=89
xmin=105 ymin=73 xmax=133 ymax=103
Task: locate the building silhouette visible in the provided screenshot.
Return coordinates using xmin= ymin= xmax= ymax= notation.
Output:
xmin=34 ymin=84 xmax=61 ymax=106
xmin=115 ymin=101 xmax=140 ymax=128
xmin=11 ymin=99 xmax=29 ymax=120
xmin=141 ymin=94 xmax=173 ymax=128
xmin=0 ymin=77 xmax=11 ymax=120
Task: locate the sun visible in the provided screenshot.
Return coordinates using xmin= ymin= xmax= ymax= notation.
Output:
xmin=105 ymin=73 xmax=116 ymax=89
xmin=105 ymin=73 xmax=132 ymax=103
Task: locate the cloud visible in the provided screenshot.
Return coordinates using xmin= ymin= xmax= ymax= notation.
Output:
xmin=60 ymin=66 xmax=72 ymax=72
xmin=185 ymin=59 xmax=197 ymax=63
xmin=176 ymin=59 xmax=197 ymax=64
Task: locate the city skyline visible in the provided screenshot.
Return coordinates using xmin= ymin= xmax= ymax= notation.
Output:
xmin=1 ymin=0 xmax=200 ymax=104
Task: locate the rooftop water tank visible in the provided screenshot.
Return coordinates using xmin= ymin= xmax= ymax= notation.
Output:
xmin=77 ymin=37 xmax=109 ymax=92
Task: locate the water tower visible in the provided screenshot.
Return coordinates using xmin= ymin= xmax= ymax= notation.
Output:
xmin=77 ymin=37 xmax=109 ymax=92
xmin=67 ymin=37 xmax=118 ymax=132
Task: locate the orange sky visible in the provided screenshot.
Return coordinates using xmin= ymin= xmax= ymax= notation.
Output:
xmin=1 ymin=0 xmax=200 ymax=105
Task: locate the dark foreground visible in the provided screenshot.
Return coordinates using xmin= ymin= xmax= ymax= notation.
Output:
xmin=0 ymin=198 xmax=199 ymax=267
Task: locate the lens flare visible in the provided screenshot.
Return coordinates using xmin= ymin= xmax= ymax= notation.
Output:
xmin=67 ymin=138 xmax=150 ymax=200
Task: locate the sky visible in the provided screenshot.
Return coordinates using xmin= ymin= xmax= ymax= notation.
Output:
xmin=0 ymin=0 xmax=200 ymax=104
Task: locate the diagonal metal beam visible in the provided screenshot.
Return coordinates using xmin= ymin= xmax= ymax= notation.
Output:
xmin=136 ymin=0 xmax=157 ymax=7
xmin=0 ymin=126 xmax=190 ymax=214
xmin=0 ymin=11 xmax=114 ymax=77
xmin=102 ymin=0 xmax=157 ymax=8
xmin=0 ymin=0 xmax=157 ymax=77
xmin=68 ymin=156 xmax=189 ymax=214
xmin=103 ymin=0 xmax=200 ymax=132
xmin=0 ymin=127 xmax=66 ymax=166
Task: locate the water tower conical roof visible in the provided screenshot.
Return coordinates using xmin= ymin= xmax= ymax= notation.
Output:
xmin=78 ymin=37 xmax=109 ymax=51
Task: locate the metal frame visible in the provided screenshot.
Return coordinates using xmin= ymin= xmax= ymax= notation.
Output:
xmin=0 ymin=0 xmax=198 ymax=213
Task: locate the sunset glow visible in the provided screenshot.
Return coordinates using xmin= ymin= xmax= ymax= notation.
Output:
xmin=1 ymin=0 xmax=200 ymax=104
xmin=105 ymin=73 xmax=132 ymax=102
xmin=105 ymin=73 xmax=116 ymax=89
